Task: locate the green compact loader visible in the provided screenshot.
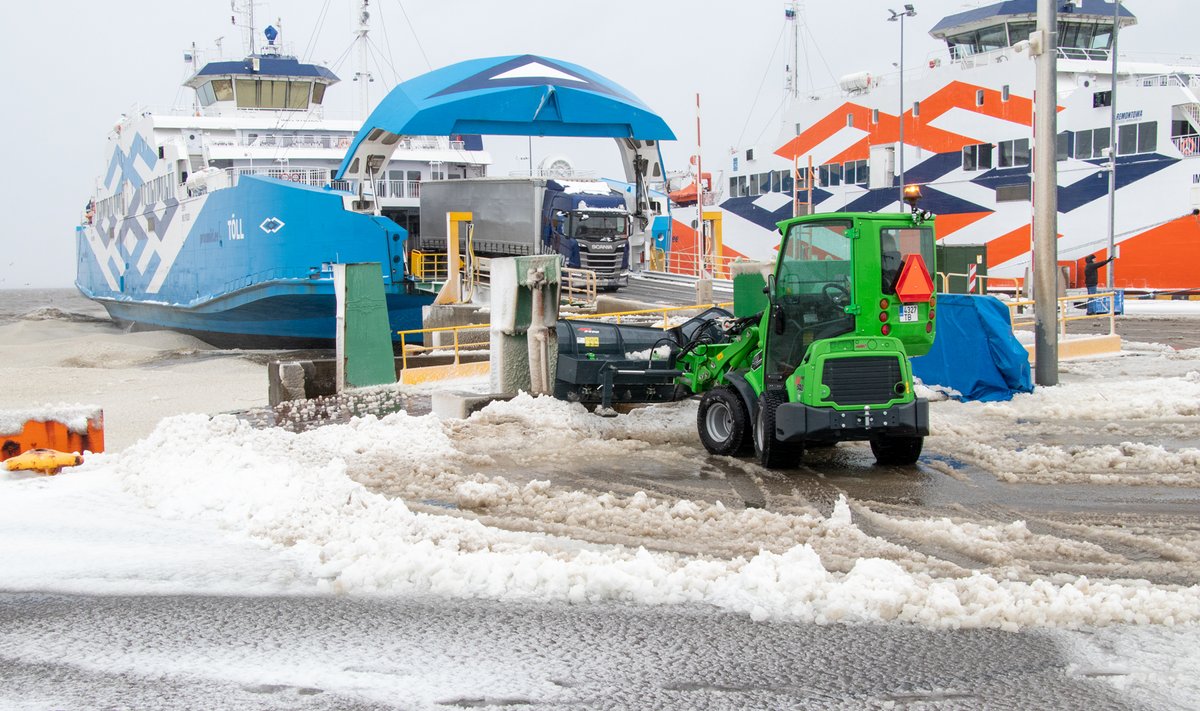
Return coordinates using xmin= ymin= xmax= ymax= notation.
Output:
xmin=555 ymin=191 xmax=938 ymax=469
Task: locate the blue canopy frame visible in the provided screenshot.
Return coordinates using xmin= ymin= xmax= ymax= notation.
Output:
xmin=335 ymin=54 xmax=675 ymax=181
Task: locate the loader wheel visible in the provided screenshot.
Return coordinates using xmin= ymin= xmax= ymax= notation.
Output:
xmin=753 ymin=391 xmax=803 ymax=469
xmin=698 ymin=387 xmax=751 ymax=456
xmin=870 ymin=435 xmax=924 ymax=466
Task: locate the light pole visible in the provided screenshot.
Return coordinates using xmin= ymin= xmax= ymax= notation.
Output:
xmin=1106 ymin=0 xmax=1122 ymax=289
xmin=888 ymin=4 xmax=916 ymax=206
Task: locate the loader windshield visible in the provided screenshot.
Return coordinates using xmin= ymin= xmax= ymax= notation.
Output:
xmin=767 ymin=219 xmax=855 ymax=375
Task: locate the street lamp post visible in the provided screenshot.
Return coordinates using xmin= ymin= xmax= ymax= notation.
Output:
xmin=888 ymin=4 xmax=917 ymax=206
xmin=1106 ymin=0 xmax=1122 ymax=289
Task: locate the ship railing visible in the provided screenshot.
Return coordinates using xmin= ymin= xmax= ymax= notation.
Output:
xmin=1171 ymin=134 xmax=1200 ymax=157
xmin=232 ymin=133 xmax=355 ymax=149
xmin=374 ymin=180 xmax=422 ymax=199
xmin=1126 ymin=73 xmax=1200 ymax=89
xmin=226 ymin=166 xmax=331 ymax=188
xmin=561 ymin=267 xmax=598 ymax=307
xmin=506 ymin=169 xmax=599 ymax=179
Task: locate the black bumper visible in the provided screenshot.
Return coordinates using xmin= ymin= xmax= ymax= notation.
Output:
xmin=774 ymin=399 xmax=928 ymax=443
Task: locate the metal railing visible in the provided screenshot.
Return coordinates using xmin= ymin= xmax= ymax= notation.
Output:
xmin=935 ymin=271 xmax=1022 ymax=295
xmin=565 ymin=302 xmax=733 ymax=330
xmin=648 ymin=249 xmax=743 ymax=280
xmin=394 ymin=323 xmax=490 ymax=374
xmin=1172 ymin=134 xmax=1200 ymax=157
xmin=409 ymin=251 xmax=460 ymax=282
xmin=1007 ymin=291 xmax=1118 ymax=339
xmin=562 ymin=267 xmax=598 ymax=307
xmin=375 ymin=180 xmax=421 ymax=199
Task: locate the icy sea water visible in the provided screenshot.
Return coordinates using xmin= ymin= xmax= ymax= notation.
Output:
xmin=0 ymin=287 xmax=108 ymax=325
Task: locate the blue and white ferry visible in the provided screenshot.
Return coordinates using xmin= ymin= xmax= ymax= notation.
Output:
xmin=75 ymin=10 xmax=489 ymax=347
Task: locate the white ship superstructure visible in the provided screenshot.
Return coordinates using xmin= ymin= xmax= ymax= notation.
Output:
xmin=711 ymin=0 xmax=1200 ymax=291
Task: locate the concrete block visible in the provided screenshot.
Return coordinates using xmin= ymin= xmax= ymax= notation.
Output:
xmin=422 ymin=303 xmax=490 ymax=347
xmin=431 ymin=391 xmax=515 ymax=420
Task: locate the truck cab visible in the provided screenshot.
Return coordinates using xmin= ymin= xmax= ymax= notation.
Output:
xmin=543 ymin=181 xmax=631 ymax=289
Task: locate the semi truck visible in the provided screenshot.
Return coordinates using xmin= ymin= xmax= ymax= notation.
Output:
xmin=417 ymin=177 xmax=631 ymax=289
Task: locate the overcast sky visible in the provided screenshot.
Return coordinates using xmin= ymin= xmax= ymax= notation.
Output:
xmin=0 ymin=0 xmax=1191 ymax=288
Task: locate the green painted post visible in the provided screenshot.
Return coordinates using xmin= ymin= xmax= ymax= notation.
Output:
xmin=334 ymin=263 xmax=396 ymax=389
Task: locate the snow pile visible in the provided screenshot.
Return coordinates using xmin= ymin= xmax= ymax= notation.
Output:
xmin=624 ymin=344 xmax=673 ymax=361
xmin=929 ymin=363 xmax=1200 ymax=485
xmin=0 ymin=404 xmax=100 ymax=435
xmin=95 ymin=400 xmax=1200 ymax=629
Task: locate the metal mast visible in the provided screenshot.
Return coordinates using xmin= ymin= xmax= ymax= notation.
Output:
xmin=785 ymin=2 xmax=801 ymax=101
xmin=354 ymin=0 xmax=373 ymax=120
xmin=1032 ymin=0 xmax=1059 ymax=386
xmin=888 ymin=5 xmax=917 ymax=206
xmin=1106 ymin=0 xmax=1122 ymax=289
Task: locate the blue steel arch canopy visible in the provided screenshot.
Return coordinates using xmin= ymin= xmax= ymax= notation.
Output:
xmin=335 ymin=54 xmax=675 ymax=181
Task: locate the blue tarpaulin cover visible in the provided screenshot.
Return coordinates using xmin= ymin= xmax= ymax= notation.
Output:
xmin=911 ymin=294 xmax=1033 ymax=402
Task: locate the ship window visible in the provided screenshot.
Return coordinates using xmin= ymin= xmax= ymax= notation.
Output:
xmin=1118 ymin=121 xmax=1157 ymax=155
xmin=780 ymin=170 xmax=794 ymax=194
xmin=197 ymin=82 xmax=217 ymax=106
xmin=912 ymin=101 xmax=920 ymax=117
xmin=998 ymin=138 xmax=1030 ymax=168
xmin=286 ymin=81 xmax=311 ymax=109
xmin=846 ymin=113 xmax=854 ymax=128
xmin=737 ymin=175 xmax=747 ymax=197
xmin=872 ymin=108 xmax=879 ymax=124
xmin=264 ymin=80 xmax=287 ymax=109
xmin=1007 ymin=22 xmax=1035 ymax=46
xmin=1137 ymin=121 xmax=1157 ymax=153
xmin=1002 ymin=85 xmax=1010 ymax=102
xmin=1091 ymin=26 xmax=1114 ymax=50
xmin=844 ymin=159 xmax=868 ymax=185
xmin=977 ymin=24 xmax=1007 ymax=52
xmin=1057 ymin=131 xmax=1073 ymax=161
xmin=235 ymin=78 xmax=257 ymax=108
xmin=759 ymin=172 xmax=772 ymax=192
xmin=312 ymin=83 xmax=327 ymax=104
xmin=212 ymin=79 xmax=233 ymax=101
xmin=819 ymin=163 xmax=842 ymax=187
xmin=962 ymin=143 xmax=993 ymax=171
xmin=976 ymin=89 xmax=985 ymax=107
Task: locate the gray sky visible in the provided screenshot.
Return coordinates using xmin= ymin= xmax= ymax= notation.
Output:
xmin=0 ymin=0 xmax=1191 ymax=288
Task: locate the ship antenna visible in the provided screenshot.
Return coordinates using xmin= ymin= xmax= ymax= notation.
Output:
xmin=230 ymin=0 xmax=259 ymax=56
xmin=785 ymin=2 xmax=801 ymax=102
xmin=354 ymin=0 xmax=374 ymax=120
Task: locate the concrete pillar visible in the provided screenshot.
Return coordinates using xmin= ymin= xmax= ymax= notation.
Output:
xmin=489 ymin=255 xmax=561 ymax=395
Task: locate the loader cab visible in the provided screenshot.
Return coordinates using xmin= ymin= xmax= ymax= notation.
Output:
xmin=764 ymin=210 xmax=937 ymax=380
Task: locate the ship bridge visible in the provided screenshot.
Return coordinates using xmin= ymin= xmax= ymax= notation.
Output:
xmin=183 ymin=55 xmax=339 ymax=113
xmin=931 ymin=0 xmax=1136 ymax=61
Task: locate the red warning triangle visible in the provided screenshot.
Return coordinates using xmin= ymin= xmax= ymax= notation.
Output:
xmin=894 ymin=253 xmax=934 ymax=303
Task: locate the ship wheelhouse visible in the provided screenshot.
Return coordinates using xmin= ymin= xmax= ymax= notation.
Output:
xmin=183 ymin=55 xmax=339 ymax=115
xmin=931 ymin=0 xmax=1137 ymax=62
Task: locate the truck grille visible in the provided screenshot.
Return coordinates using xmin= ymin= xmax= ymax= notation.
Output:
xmin=580 ymin=251 xmax=623 ymax=276
xmin=821 ymin=356 xmax=903 ymax=406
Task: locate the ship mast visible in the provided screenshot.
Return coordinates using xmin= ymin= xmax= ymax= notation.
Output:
xmin=231 ymin=0 xmax=259 ymax=56
xmin=784 ymin=2 xmax=801 ymax=102
xmin=354 ymin=0 xmax=374 ymax=120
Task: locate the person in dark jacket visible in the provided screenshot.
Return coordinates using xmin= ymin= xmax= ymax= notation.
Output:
xmin=1084 ymin=254 xmax=1114 ymax=314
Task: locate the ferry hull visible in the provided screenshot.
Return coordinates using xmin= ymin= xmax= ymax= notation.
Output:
xmin=82 ymin=281 xmax=432 ymax=349
xmin=77 ymin=166 xmax=429 ymax=348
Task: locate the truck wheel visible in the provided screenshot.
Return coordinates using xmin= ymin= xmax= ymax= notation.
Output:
xmin=870 ymin=435 xmax=924 ymax=466
xmin=697 ymin=387 xmax=750 ymax=456
xmin=753 ymin=391 xmax=802 ymax=469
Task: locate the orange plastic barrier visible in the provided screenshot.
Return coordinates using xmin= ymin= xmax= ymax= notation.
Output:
xmin=1 ymin=412 xmax=104 ymax=462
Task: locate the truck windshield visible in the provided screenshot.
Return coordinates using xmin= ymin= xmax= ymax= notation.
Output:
xmin=768 ymin=219 xmax=855 ymax=375
xmin=880 ymin=227 xmax=935 ymax=293
xmin=573 ymin=213 xmax=627 ymax=239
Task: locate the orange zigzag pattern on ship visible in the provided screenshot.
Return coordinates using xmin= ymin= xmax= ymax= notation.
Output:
xmin=776 ymin=81 xmax=1040 ymax=164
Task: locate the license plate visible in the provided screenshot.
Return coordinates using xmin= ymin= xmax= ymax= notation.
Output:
xmin=899 ymin=304 xmax=919 ymax=323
